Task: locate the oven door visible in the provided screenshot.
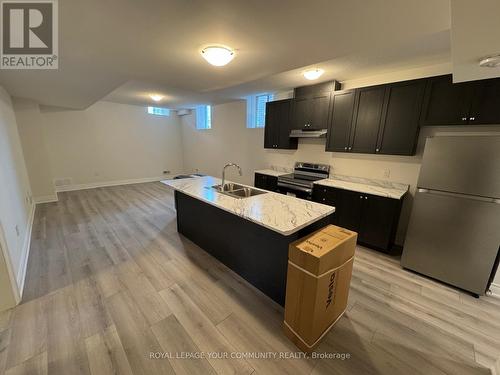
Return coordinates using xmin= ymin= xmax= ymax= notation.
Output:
xmin=276 ymin=181 xmax=312 ymax=200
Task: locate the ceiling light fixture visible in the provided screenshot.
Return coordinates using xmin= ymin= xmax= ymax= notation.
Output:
xmin=201 ymin=46 xmax=235 ymax=67
xmin=303 ymin=68 xmax=325 ymax=80
xmin=479 ymin=54 xmax=500 ymax=68
xmin=150 ymin=94 xmax=163 ymax=102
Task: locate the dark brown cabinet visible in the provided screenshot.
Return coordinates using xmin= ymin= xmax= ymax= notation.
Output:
xmin=376 ymin=79 xmax=426 ymax=155
xmin=357 ymin=193 xmax=401 ymax=250
xmin=292 ymin=81 xmax=340 ymax=130
xmin=420 ymin=75 xmax=475 ymax=126
xmin=468 ymin=78 xmax=500 ymax=125
xmin=349 ymin=86 xmax=386 ymax=153
xmin=326 ymin=80 xmax=425 ymax=156
xmin=254 ymin=173 xmax=278 ymax=192
xmin=264 ymin=99 xmax=297 ymax=150
xmin=420 ymin=75 xmax=500 ymax=126
xmin=312 ymin=184 xmax=403 ymax=252
xmin=326 ymin=90 xmax=356 ymax=152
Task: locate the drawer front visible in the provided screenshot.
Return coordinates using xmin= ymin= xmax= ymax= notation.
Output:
xmin=312 ymin=185 xmax=336 ymax=205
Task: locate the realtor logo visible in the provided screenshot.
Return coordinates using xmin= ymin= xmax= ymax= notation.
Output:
xmin=1 ymin=0 xmax=58 ymax=69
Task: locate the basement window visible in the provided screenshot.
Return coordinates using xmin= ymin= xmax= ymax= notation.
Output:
xmin=147 ymin=107 xmax=170 ymax=116
xmin=246 ymin=93 xmax=274 ymax=128
xmin=196 ymin=105 xmax=212 ymax=130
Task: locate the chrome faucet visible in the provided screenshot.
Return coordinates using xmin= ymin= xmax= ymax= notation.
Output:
xmin=221 ymin=163 xmax=242 ymax=190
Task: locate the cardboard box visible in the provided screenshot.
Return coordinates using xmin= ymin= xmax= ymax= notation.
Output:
xmin=283 ymin=225 xmax=357 ymax=352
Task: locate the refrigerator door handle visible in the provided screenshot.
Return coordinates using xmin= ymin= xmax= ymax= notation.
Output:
xmin=417 ymin=188 xmax=500 ymax=204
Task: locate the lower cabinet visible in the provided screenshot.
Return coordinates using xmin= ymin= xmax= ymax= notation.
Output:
xmin=312 ymin=184 xmax=402 ymax=253
xmin=254 ymin=173 xmax=278 ymax=192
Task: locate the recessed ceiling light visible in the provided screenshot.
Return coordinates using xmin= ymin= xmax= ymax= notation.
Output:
xmin=303 ymin=68 xmax=325 ymax=80
xmin=150 ymin=94 xmax=163 ymax=102
xmin=201 ymin=46 xmax=235 ymax=67
xmin=479 ymin=55 xmax=500 ymax=68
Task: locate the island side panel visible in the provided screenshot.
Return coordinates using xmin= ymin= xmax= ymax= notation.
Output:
xmin=174 ymin=191 xmax=331 ymax=305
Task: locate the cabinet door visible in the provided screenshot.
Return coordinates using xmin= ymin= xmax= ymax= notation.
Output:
xmin=336 ymin=189 xmax=364 ymax=233
xmin=265 ymin=99 xmax=297 ymax=149
xmin=376 ymin=80 xmax=425 ymax=155
xmin=469 ymin=78 xmax=500 ymax=125
xmin=358 ymin=194 xmax=400 ymax=250
xmin=349 ymin=87 xmax=386 ymax=153
xmin=420 ymin=75 xmax=474 ymax=126
xmin=254 ymin=173 xmax=268 ymax=189
xmin=264 ymin=101 xmax=278 ymax=148
xmin=310 ymin=92 xmax=331 ymax=129
xmin=265 ymin=175 xmax=278 ymax=192
xmin=326 ymin=90 xmax=356 ymax=152
xmin=312 ymin=185 xmax=338 ymax=224
xmin=291 ymin=97 xmax=311 ymax=130
xmin=275 ymin=100 xmax=298 ymax=149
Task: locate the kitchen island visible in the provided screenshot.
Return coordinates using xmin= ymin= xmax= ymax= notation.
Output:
xmin=162 ymin=176 xmax=335 ymax=305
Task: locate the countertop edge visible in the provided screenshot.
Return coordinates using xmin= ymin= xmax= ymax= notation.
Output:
xmin=254 ymin=169 xmax=289 ymax=177
xmin=313 ymin=179 xmax=408 ymax=200
xmin=161 ymin=180 xmax=335 ymax=236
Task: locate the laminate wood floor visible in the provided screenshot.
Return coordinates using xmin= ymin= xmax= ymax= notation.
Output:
xmin=1 ymin=182 xmax=499 ymax=375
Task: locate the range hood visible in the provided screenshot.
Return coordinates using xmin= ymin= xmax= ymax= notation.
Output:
xmin=289 ymin=129 xmax=327 ymax=138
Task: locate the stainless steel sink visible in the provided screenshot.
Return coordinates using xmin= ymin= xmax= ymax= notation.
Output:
xmin=212 ymin=183 xmax=247 ymax=192
xmin=211 ymin=184 xmax=268 ymax=199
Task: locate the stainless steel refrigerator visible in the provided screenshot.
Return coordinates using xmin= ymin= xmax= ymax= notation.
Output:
xmin=401 ymin=135 xmax=500 ymax=296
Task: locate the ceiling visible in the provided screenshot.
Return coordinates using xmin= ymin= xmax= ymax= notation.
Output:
xmin=451 ymin=0 xmax=500 ymax=83
xmin=0 ymin=0 xmax=470 ymax=110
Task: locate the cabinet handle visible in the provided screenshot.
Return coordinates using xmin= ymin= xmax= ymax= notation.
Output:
xmin=470 ymin=117 xmax=475 ymax=121
xmin=365 ymin=196 xmax=368 ymax=200
xmin=360 ymin=195 xmax=363 ymax=199
xmin=348 ymin=147 xmax=352 ymax=150
xmin=344 ymin=147 xmax=347 ymax=150
xmin=461 ymin=117 xmax=467 ymax=121
xmin=322 ymin=198 xmax=326 ymax=202
xmin=376 ymin=148 xmax=379 ymax=152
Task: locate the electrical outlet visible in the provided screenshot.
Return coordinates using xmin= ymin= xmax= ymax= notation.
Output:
xmin=383 ymin=168 xmax=391 ymax=178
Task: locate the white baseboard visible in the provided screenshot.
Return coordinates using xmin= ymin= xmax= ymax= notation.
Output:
xmin=490 ymin=282 xmax=500 ymax=298
xmin=55 ymin=176 xmax=166 ymax=193
xmin=34 ymin=194 xmax=59 ymax=204
xmin=16 ymin=202 xmax=36 ymax=298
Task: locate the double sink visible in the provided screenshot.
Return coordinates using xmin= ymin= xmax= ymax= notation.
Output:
xmin=212 ymin=183 xmax=268 ymax=199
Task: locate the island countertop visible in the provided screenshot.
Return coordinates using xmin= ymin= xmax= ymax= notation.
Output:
xmin=161 ymin=176 xmax=334 ymax=236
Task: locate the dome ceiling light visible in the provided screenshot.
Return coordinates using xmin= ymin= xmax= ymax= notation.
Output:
xmin=150 ymin=94 xmax=163 ymax=102
xmin=479 ymin=55 xmax=500 ymax=68
xmin=303 ymin=68 xmax=325 ymax=80
xmin=201 ymin=45 xmax=235 ymax=67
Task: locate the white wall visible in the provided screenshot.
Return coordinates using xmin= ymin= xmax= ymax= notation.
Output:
xmin=0 ymin=86 xmax=34 ymax=309
xmin=14 ymin=98 xmax=56 ymax=202
xmin=15 ymin=100 xmax=185 ymax=196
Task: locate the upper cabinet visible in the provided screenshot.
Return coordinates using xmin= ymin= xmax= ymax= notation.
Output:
xmin=291 ymin=81 xmax=340 ymax=130
xmin=349 ymin=86 xmax=386 ymax=153
xmin=327 ymin=79 xmax=425 ymax=155
xmin=421 ymin=75 xmax=500 ymax=126
xmin=264 ymin=99 xmax=298 ymax=150
xmin=376 ymin=79 xmax=426 ymax=155
xmin=325 ymin=90 xmax=356 ymax=152
xmin=467 ymin=77 xmax=500 ymax=125
xmin=420 ymin=75 xmax=475 ymax=126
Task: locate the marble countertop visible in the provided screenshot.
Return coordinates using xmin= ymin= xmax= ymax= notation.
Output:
xmin=254 ymin=169 xmax=289 ymax=177
xmin=314 ymin=175 xmax=409 ymax=199
xmin=161 ymin=176 xmax=334 ymax=236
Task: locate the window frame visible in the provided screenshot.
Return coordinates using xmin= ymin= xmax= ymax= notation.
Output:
xmin=147 ymin=106 xmax=170 ymax=116
xmin=195 ymin=105 xmax=212 ymax=130
xmin=246 ymin=93 xmax=274 ymax=129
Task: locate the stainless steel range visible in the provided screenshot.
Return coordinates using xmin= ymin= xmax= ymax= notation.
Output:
xmin=277 ymin=162 xmax=330 ymax=199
